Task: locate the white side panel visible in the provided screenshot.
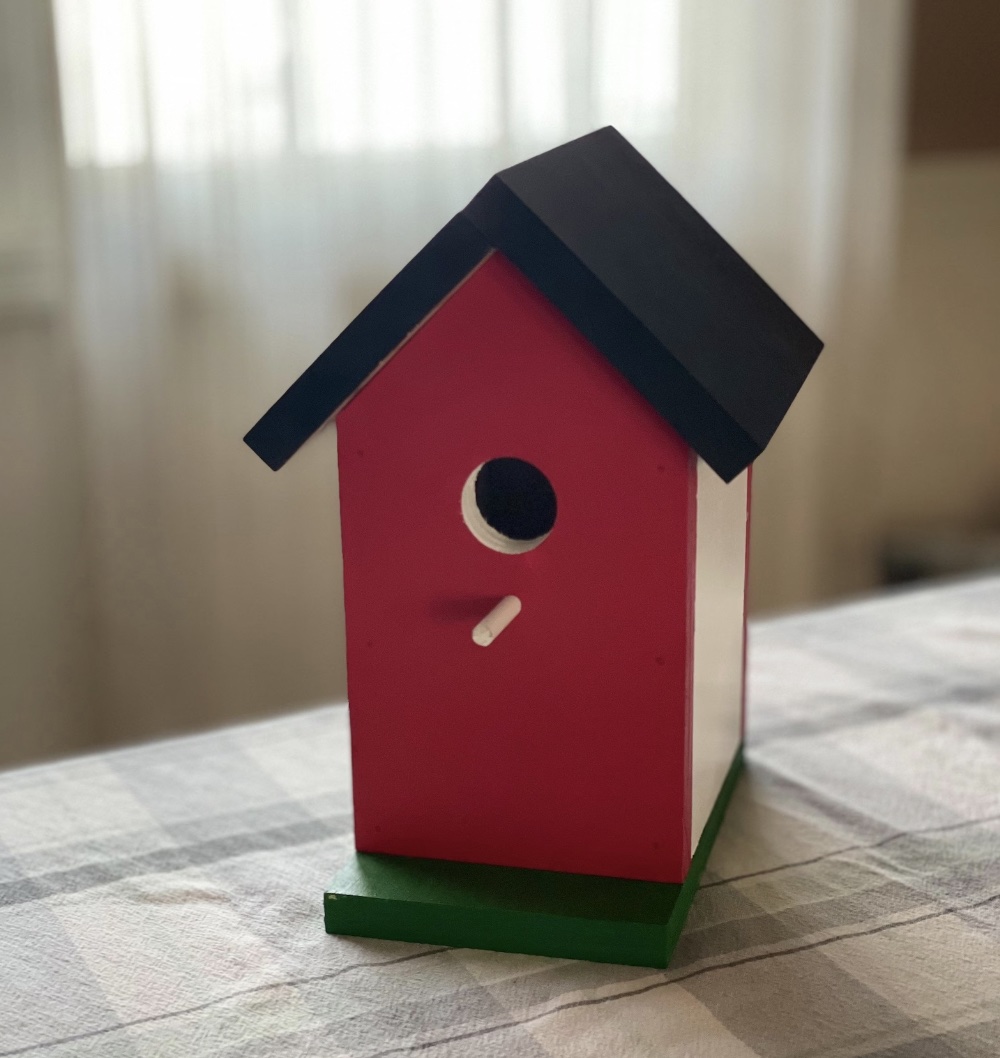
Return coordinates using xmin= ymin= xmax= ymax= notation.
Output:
xmin=690 ymin=460 xmax=748 ymax=852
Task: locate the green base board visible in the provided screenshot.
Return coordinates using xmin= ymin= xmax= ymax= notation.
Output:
xmin=325 ymin=747 xmax=743 ymax=967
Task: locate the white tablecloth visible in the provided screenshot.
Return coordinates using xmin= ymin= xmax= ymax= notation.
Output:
xmin=1 ymin=577 xmax=998 ymax=1056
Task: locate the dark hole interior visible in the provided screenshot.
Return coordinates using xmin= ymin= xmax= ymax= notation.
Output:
xmin=474 ymin=457 xmax=557 ymax=541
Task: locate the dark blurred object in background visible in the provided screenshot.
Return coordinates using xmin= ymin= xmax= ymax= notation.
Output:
xmin=884 ymin=529 xmax=1000 ymax=586
xmin=908 ymin=0 xmax=1000 ymax=153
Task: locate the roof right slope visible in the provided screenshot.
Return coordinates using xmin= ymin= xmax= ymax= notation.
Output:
xmin=461 ymin=126 xmax=823 ymax=481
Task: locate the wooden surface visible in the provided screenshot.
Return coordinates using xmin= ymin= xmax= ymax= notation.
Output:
xmin=326 ymin=853 xmax=684 ymax=968
xmin=325 ymin=750 xmax=744 ymax=967
xmin=471 ymin=595 xmax=522 ymax=646
xmin=691 ymin=461 xmax=748 ymax=849
xmin=338 ymin=253 xmax=695 ymax=883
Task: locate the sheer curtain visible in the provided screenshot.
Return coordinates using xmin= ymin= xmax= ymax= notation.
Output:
xmin=49 ymin=0 xmax=908 ymax=744
xmin=56 ymin=0 xmax=681 ymax=165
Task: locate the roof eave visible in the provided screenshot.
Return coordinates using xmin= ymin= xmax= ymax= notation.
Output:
xmin=244 ymin=214 xmax=491 ymax=470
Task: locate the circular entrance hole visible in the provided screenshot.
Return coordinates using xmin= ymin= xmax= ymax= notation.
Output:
xmin=461 ymin=457 xmax=557 ymax=554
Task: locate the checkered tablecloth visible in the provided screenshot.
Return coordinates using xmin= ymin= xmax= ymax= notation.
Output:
xmin=2 ymin=577 xmax=999 ymax=1057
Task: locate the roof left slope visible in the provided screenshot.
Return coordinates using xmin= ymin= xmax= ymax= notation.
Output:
xmin=244 ymin=213 xmax=490 ymax=471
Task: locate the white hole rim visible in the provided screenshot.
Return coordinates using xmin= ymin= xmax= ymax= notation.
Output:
xmin=460 ymin=462 xmax=553 ymax=555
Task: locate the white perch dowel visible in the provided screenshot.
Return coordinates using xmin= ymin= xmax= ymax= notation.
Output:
xmin=472 ymin=595 xmax=522 ymax=646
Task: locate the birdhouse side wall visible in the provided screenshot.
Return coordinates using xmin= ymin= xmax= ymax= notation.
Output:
xmin=690 ymin=460 xmax=750 ymax=849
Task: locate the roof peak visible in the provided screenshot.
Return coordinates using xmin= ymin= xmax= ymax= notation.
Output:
xmin=246 ymin=128 xmax=822 ymax=480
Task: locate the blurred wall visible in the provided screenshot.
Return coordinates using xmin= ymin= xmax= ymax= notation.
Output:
xmin=0 ymin=0 xmax=910 ymax=766
xmin=0 ymin=1 xmax=96 ymax=762
xmin=874 ymin=0 xmax=1000 ymax=557
xmin=877 ymin=157 xmax=1000 ymax=537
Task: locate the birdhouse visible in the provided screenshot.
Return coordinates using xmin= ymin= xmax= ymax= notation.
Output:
xmin=245 ymin=127 xmax=822 ymax=968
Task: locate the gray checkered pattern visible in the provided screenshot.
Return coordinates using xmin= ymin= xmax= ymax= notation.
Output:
xmin=1 ymin=577 xmax=998 ymax=1056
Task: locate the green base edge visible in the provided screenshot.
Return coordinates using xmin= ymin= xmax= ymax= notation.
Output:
xmin=325 ymin=746 xmax=743 ymax=968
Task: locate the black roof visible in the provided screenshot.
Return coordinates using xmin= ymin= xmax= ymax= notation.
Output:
xmin=245 ymin=127 xmax=822 ymax=482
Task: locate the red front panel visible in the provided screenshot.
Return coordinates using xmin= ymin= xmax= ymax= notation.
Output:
xmin=336 ymin=253 xmax=695 ymax=883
